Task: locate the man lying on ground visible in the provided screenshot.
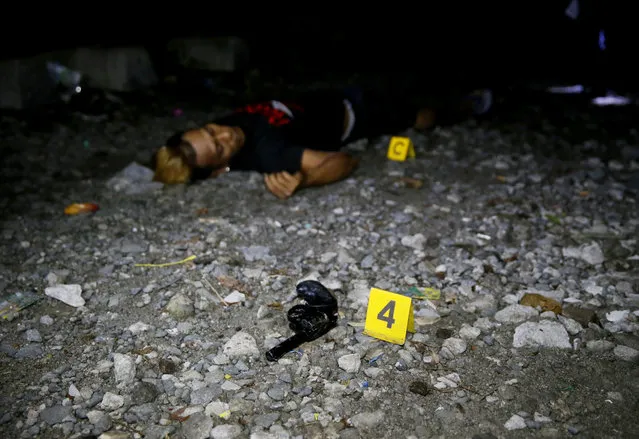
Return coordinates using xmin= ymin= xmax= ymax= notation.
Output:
xmin=152 ymin=87 xmax=492 ymax=199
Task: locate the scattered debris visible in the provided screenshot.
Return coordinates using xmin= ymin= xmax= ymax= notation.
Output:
xmin=64 ymin=203 xmax=99 ymax=216
xmin=134 ymin=255 xmax=196 ymax=268
xmin=520 ymin=293 xmax=562 ymax=314
xmin=0 ymin=291 xmax=41 ymax=320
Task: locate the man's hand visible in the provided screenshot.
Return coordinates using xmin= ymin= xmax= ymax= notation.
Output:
xmin=264 ymin=171 xmax=304 ymax=199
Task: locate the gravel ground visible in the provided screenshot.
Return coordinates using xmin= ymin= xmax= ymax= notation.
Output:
xmin=1 ymin=81 xmax=638 ymax=439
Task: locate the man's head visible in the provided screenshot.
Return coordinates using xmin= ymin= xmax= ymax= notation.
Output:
xmin=153 ymin=124 xmax=244 ymax=184
xmin=152 ymin=132 xmax=193 ymax=184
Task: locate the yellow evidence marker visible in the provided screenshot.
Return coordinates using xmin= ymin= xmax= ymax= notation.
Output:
xmin=387 ymin=136 xmax=415 ymax=162
xmin=363 ymin=288 xmax=415 ymax=345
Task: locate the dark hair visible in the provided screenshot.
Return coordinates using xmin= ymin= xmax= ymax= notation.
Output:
xmin=164 ymin=131 xmax=194 ymax=166
xmin=166 ymin=131 xmax=185 ymax=148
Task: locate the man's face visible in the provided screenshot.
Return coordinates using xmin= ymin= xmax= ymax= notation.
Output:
xmin=182 ymin=124 xmax=239 ymax=168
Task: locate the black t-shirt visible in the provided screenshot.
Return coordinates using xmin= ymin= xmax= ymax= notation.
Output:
xmin=215 ymin=94 xmax=346 ymax=175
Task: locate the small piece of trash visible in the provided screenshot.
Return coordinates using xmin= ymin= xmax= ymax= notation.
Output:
xmin=64 ymin=203 xmax=99 ymax=215
xmin=520 ymin=293 xmax=562 ymax=314
xmin=544 ymin=214 xmax=562 ymax=225
xmin=400 ymin=286 xmax=441 ymax=301
xmin=134 ymin=255 xmax=196 ymax=268
xmin=219 ymin=410 xmax=231 ymax=419
xmin=0 ymin=291 xmax=41 ymax=320
xmin=347 ymin=321 xmax=365 ymax=328
xmin=397 ymin=177 xmax=423 ymax=189
xmin=369 ymin=353 xmax=384 ymax=365
xmin=423 ymin=287 xmax=441 ymax=300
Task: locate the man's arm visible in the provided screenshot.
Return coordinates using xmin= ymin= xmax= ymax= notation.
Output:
xmin=262 ymin=149 xmax=359 ymax=199
xmin=299 ymin=149 xmax=360 ymax=188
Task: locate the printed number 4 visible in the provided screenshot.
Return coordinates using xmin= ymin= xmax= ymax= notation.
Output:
xmin=377 ymin=300 xmax=396 ymax=329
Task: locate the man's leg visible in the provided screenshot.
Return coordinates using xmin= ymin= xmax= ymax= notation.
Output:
xmin=415 ymin=88 xmax=493 ymax=130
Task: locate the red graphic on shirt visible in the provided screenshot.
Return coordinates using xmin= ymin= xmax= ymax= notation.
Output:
xmin=236 ymin=102 xmax=304 ymax=127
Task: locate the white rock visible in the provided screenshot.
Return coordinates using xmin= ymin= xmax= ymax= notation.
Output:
xmin=606 ymin=310 xmax=630 ymax=323
xmin=504 ymin=414 xmax=527 ymax=430
xmin=210 ymin=424 xmax=243 ymax=439
xmin=348 ymin=280 xmax=370 ymax=307
xmin=533 ymin=412 xmax=552 ymax=423
xmin=223 ymin=291 xmax=246 ymax=304
xmin=165 ymin=293 xmax=194 ymax=319
xmin=86 ymin=410 xmax=108 ymax=425
xmin=68 ymin=384 xmax=81 ymax=398
xmin=436 ymin=373 xmax=460 ymax=388
xmin=100 ymin=392 xmax=124 ymax=411
xmin=256 ymin=305 xmax=270 ymax=319
xmin=613 ymin=345 xmax=639 ymax=362
xmin=473 ymin=318 xmax=499 ymax=332
xmin=44 ymin=284 xmax=85 ymax=307
xmin=323 ymin=278 xmax=343 ymax=291
xmin=205 ymin=401 xmax=230 ymax=417
xmin=128 ymin=321 xmax=152 ymax=335
xmin=584 ymin=282 xmax=604 ymax=296
xmin=338 ymin=353 xmax=361 ymax=373
xmin=222 ymin=332 xmax=259 ymax=359
xmin=585 ymin=340 xmax=615 ymax=352
xmin=221 ymin=381 xmax=241 ymax=391
xmin=494 ymin=304 xmax=539 ymax=324
xmin=401 ymin=233 xmax=426 ymax=250
xmin=441 ymin=337 xmax=467 ymax=355
xmin=320 ymin=252 xmax=337 ymax=263
xmin=557 ymin=315 xmax=582 ymax=335
xmin=364 ymin=367 xmax=383 ymax=378
xmin=459 ymin=324 xmax=481 ymax=340
xmin=463 ymin=295 xmax=497 ymax=313
xmin=112 ymin=353 xmax=136 ymax=385
xmin=502 ymin=294 xmax=520 ymax=305
xmin=435 ymin=265 xmax=447 ymax=274
xmin=349 ymin=410 xmax=384 ymax=429
xmin=40 ymin=315 xmax=54 ymax=325
xmin=562 ymin=242 xmax=605 ymax=265
xmin=337 ymin=249 xmax=355 ymax=264
xmin=513 ymin=321 xmax=571 ymax=349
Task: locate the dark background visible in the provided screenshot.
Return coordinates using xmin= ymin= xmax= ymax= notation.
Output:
xmin=0 ymin=1 xmax=635 ymax=91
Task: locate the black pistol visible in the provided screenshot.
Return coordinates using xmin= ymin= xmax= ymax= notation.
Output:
xmin=265 ymin=280 xmax=339 ymax=362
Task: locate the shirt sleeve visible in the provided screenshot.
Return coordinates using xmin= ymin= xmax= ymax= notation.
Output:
xmin=255 ymin=133 xmax=305 ymax=174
